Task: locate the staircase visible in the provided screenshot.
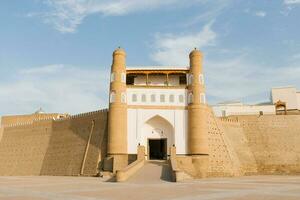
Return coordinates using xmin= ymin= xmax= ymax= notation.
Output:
xmin=127 ymin=160 xmax=172 ymax=183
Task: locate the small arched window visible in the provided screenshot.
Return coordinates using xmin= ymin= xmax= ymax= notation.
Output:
xmin=160 ymin=94 xmax=165 ymax=102
xmin=199 ymin=74 xmax=204 ymax=85
xmin=200 ymin=93 xmax=206 ymax=104
xmin=188 ymin=92 xmax=193 ymax=104
xmin=141 ymin=94 xmax=146 ymax=102
xmin=121 ymin=92 xmax=127 ymax=103
xmin=110 ymin=72 xmax=115 ymax=82
xmin=121 ymin=73 xmax=126 ymax=83
xmin=151 ymin=94 xmax=156 ymax=102
xmin=169 ymin=94 xmax=174 ymax=103
xmin=132 ymin=94 xmax=137 ymax=102
xmin=179 ymin=95 xmax=184 ymax=103
xmin=110 ymin=91 xmax=116 ymax=103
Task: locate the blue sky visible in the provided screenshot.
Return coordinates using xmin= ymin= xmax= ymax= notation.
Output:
xmin=0 ymin=0 xmax=300 ymax=115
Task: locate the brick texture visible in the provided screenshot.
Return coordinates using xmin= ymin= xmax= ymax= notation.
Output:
xmin=0 ymin=110 xmax=108 ymax=176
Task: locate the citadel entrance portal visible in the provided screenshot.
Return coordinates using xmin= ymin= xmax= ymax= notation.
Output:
xmin=142 ymin=115 xmax=174 ymax=160
xmin=148 ymin=139 xmax=167 ymax=160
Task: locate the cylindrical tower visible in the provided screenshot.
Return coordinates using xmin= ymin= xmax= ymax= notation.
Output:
xmin=187 ymin=48 xmax=209 ymax=155
xmin=108 ymin=48 xmax=127 ymax=157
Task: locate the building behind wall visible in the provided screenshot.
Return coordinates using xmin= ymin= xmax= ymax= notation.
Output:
xmin=271 ymin=86 xmax=300 ymax=114
xmin=212 ymin=101 xmax=275 ymax=117
xmin=213 ymin=86 xmax=300 ymax=117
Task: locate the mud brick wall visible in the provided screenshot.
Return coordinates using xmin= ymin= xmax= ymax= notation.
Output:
xmin=236 ymin=115 xmax=300 ymax=174
xmin=0 ymin=110 xmax=108 ymax=176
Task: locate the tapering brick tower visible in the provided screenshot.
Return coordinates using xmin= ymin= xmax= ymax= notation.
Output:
xmin=107 ymin=47 xmax=128 ymax=172
xmin=187 ymin=48 xmax=209 ymax=177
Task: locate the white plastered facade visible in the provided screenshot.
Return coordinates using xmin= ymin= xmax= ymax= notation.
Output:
xmin=213 ymin=86 xmax=300 ymax=117
xmin=213 ymin=103 xmax=275 ymax=117
xmin=271 ymin=86 xmax=299 ymax=110
xmin=127 ymin=88 xmax=188 ymax=155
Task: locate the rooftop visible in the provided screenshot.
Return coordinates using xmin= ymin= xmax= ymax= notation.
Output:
xmin=271 ymin=86 xmax=296 ymax=90
xmin=216 ymin=100 xmax=243 ymax=106
xmin=126 ymin=66 xmax=189 ymax=71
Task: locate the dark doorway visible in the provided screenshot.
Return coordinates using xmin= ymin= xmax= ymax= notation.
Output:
xmin=148 ymin=139 xmax=167 ymax=160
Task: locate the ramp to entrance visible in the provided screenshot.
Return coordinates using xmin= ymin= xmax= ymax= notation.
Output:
xmin=127 ymin=160 xmax=172 ymax=183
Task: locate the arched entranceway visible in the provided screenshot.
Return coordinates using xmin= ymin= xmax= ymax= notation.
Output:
xmin=142 ymin=115 xmax=174 ymax=160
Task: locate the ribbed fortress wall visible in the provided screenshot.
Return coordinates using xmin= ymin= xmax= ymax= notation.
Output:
xmin=0 ymin=109 xmax=299 ymax=177
xmin=177 ymin=109 xmax=243 ymax=178
xmin=0 ymin=119 xmax=3 ymax=143
xmin=0 ymin=127 xmax=3 ymax=143
xmin=0 ymin=120 xmax=52 ymax=175
xmin=235 ymin=115 xmax=300 ymax=174
xmin=40 ymin=110 xmax=108 ymax=176
xmin=205 ymin=110 xmax=242 ymax=177
xmin=0 ymin=117 xmax=3 ymax=142
xmin=219 ymin=117 xmax=258 ymax=175
xmin=178 ymin=110 xmax=300 ymax=178
xmin=0 ymin=109 xmax=108 ymax=176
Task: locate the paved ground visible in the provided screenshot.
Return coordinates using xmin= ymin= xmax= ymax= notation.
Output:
xmin=0 ymin=175 xmax=300 ymax=200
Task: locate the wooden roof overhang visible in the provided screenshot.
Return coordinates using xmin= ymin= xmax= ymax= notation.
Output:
xmin=127 ymin=85 xmax=187 ymax=89
xmin=126 ymin=69 xmax=189 ymax=75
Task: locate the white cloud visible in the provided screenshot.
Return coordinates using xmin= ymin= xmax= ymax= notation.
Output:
xmin=150 ymin=22 xmax=300 ymax=103
xmin=151 ymin=21 xmax=217 ymax=66
xmin=284 ymin=0 xmax=300 ymax=4
xmin=183 ymin=0 xmax=232 ymax=26
xmin=244 ymin=9 xmax=267 ymax=18
xmin=20 ymin=64 xmax=64 ymax=75
xmin=0 ymin=65 xmax=109 ymax=115
xmin=282 ymin=0 xmax=300 ymax=15
xmin=30 ymin=0 xmax=205 ymax=33
xmin=205 ymin=55 xmax=300 ymax=104
xmin=255 ymin=11 xmax=266 ymax=17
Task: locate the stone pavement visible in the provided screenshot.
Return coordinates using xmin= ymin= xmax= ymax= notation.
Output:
xmin=0 ymin=175 xmax=299 ymax=200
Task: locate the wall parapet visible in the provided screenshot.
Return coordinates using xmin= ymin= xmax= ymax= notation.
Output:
xmin=2 ymin=108 xmax=108 ymax=128
xmin=54 ymin=109 xmax=108 ymax=121
xmin=3 ymin=121 xmax=34 ymax=128
xmin=3 ymin=116 xmax=56 ymax=128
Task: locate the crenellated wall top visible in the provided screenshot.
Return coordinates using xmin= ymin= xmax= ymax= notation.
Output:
xmin=2 ymin=108 xmax=108 ymax=127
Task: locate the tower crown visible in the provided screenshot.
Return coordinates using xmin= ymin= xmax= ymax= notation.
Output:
xmin=111 ymin=47 xmax=126 ymax=74
xmin=189 ymin=48 xmax=202 ymax=58
xmin=188 ymin=48 xmax=206 ymax=105
xmin=113 ymin=47 xmax=126 ymax=56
